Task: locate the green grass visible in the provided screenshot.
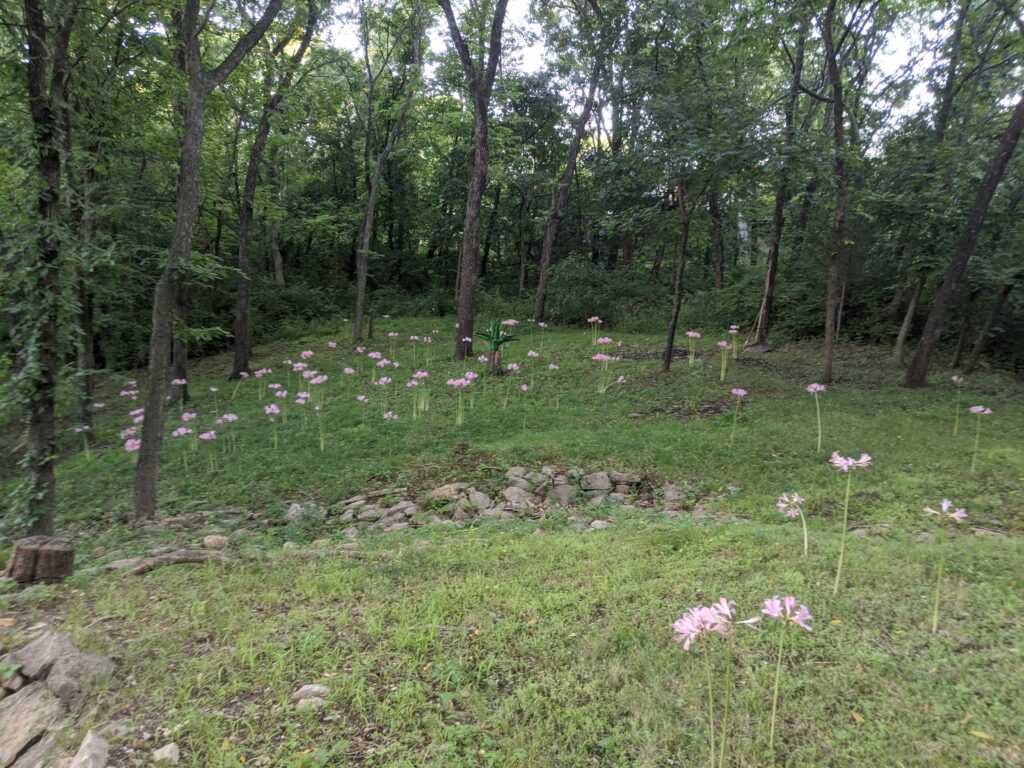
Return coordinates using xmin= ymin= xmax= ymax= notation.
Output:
xmin=1 ymin=321 xmax=1023 ymax=766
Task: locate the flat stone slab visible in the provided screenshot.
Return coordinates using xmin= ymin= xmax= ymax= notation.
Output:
xmin=0 ymin=682 xmax=63 ymax=767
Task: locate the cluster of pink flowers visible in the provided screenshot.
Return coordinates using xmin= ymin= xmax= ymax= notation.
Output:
xmin=968 ymin=405 xmax=992 ymax=415
xmin=446 ymin=377 xmax=472 ymax=389
xmin=587 ymin=316 xmax=602 ymax=324
xmin=119 ymin=380 xmax=139 ymax=400
xmin=300 ymin=350 xmax=314 ymax=359
xmin=124 ymin=439 xmax=141 ymax=452
xmin=717 ymin=341 xmax=732 ymax=351
xmin=728 ymin=324 xmax=740 ymax=335
xmin=527 ymin=350 xmax=539 ymax=358
xmin=829 ymin=452 xmax=872 ymax=472
xmin=264 ymin=403 xmax=280 ymax=418
xmin=731 ymin=388 xmax=748 ymax=398
xmin=253 ymin=368 xmax=272 ymax=378
xmin=171 ymin=427 xmax=192 ymax=438
xmin=383 ymin=411 xmax=398 ymax=420
xmin=548 ymin=363 xmax=560 ymax=371
xmin=760 ymin=596 xmax=813 ymax=631
xmin=199 ymin=431 xmax=216 ymax=441
xmin=686 ymin=330 xmax=701 ymax=339
xmin=506 ymin=362 xmax=520 ymax=373
xmin=951 ymin=375 xmax=964 ymax=385
xmin=377 ymin=376 xmax=392 ymax=386
xmin=502 ymin=319 xmax=518 ymax=327
xmin=806 ymin=383 xmax=826 ymax=394
xmin=413 ymin=370 xmax=429 ymax=379
xmin=776 ymin=492 xmax=803 ymax=519
xmin=170 ymin=378 xmax=187 ymax=386
xmin=924 ymin=498 xmax=968 ymax=523
xmin=120 ymin=427 xmax=137 ymax=440
xmin=672 ymin=598 xmax=761 ymax=650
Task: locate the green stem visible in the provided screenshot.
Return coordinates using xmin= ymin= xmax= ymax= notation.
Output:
xmin=814 ymin=393 xmax=822 ymax=453
xmin=833 ymin=472 xmax=852 ymax=595
xmin=720 ymin=352 xmax=727 ymax=382
xmin=729 ymin=397 xmax=740 ymax=447
xmin=952 ymin=388 xmax=961 ymax=436
xmin=718 ymin=634 xmax=733 ymax=768
xmin=768 ymin=625 xmax=786 ymax=752
xmin=704 ymin=640 xmax=716 ymax=768
xmin=931 ymin=544 xmax=945 ymax=634
xmin=800 ymin=511 xmax=808 ymax=557
xmin=970 ymin=415 xmax=982 ymax=473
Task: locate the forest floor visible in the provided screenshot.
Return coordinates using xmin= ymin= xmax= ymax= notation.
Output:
xmin=1 ymin=321 xmax=1022 ymax=767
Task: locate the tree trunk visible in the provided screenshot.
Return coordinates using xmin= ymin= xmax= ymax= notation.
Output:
xmin=754 ymin=20 xmax=805 ymax=344
xmin=133 ymin=0 xmax=283 ymax=521
xmin=820 ymin=0 xmax=846 ymax=384
xmin=893 ymin=272 xmax=925 ymax=366
xmin=905 ymin=92 xmax=1024 ymax=387
xmin=707 ymin=187 xmax=725 ymax=290
xmin=947 ymin=289 xmax=977 ymax=369
xmin=534 ymin=59 xmax=601 ymax=321
xmin=515 ymin=191 xmax=527 ymax=296
xmin=662 ymin=182 xmax=694 ymax=373
xmin=480 ymin=183 xmax=501 ymax=278
xmin=964 ymin=280 xmax=1016 ymax=374
xmin=268 ymin=148 xmax=285 ymax=285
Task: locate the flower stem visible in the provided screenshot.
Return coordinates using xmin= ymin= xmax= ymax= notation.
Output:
xmin=931 ymin=544 xmax=945 ymax=634
xmin=719 ymin=352 xmax=727 ymax=382
xmin=718 ymin=634 xmax=734 ymax=768
xmin=952 ymin=388 xmax=961 ymax=436
xmin=799 ymin=511 xmax=808 ymax=557
xmin=833 ymin=472 xmax=853 ymax=595
xmin=970 ymin=415 xmax=982 ymax=473
xmin=768 ymin=625 xmax=786 ymax=752
xmin=729 ymin=397 xmax=740 ymax=447
xmin=704 ymin=641 xmax=716 ymax=768
xmin=814 ymin=392 xmax=822 ymax=453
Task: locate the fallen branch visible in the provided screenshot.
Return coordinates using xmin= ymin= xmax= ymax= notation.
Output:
xmin=126 ymin=549 xmax=232 ymax=576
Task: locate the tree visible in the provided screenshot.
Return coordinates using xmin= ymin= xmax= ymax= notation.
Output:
xmin=132 ymin=0 xmax=284 ymax=521
xmin=438 ymin=0 xmax=510 ymax=360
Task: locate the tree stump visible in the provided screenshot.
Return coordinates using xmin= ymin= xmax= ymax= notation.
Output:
xmin=3 ymin=536 xmax=75 ymax=584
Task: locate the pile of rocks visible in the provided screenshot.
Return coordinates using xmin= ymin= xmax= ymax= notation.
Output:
xmin=0 ymin=629 xmax=115 ymax=767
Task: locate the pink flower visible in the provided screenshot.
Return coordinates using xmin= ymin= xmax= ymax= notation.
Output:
xmin=422 ymin=336 xmax=433 ymax=344
xmin=392 ymin=361 xmax=400 ymax=368
xmin=829 ymin=451 xmax=872 ymax=472
xmin=447 ymin=378 xmax=470 ymax=389
xmin=264 ymin=404 xmax=280 ymax=416
xmin=343 ymin=367 xmax=355 ymax=375
xmin=239 ymin=372 xmax=249 ymax=379
xmin=170 ymin=378 xmax=187 ymax=386
xmin=92 ymin=402 xmax=105 ymax=409
xmin=124 ymin=439 xmax=141 ymax=452
xmin=73 ymin=425 xmax=90 ymax=433
xmin=376 ymin=359 xmax=390 ymax=368
xmin=462 ymin=336 xmax=473 ymax=343
xmin=924 ymin=498 xmax=967 ymax=523
xmin=377 ymin=376 xmax=392 ymax=386
xmin=506 ymin=363 xmax=520 ymax=372
xmin=356 ymin=346 xmax=365 ymax=353
xmin=951 ymin=375 xmax=964 ymax=385
xmin=761 ymin=596 xmax=813 ymax=632
xmin=465 ymin=371 xmax=478 ymax=380
xmin=728 ymin=325 xmax=739 ymax=335
xmin=130 ymin=407 xmax=145 ymax=416
xmin=597 ymin=336 xmax=613 ymax=344
xmin=275 ymin=389 xmax=288 ymax=398
xmin=538 ymin=322 xmax=547 ymax=328
xmin=383 ymin=411 xmax=398 ymax=420
xmin=548 ymin=364 xmax=559 ymax=371
xmin=806 ymin=383 xmax=826 ymax=394
xmin=171 ymin=427 xmax=191 ymax=437
xmin=587 ymin=316 xmax=602 ymax=324
xmin=731 ymin=388 xmax=748 ymax=397
xmin=409 ymin=335 xmax=420 ymax=341
xmin=132 ymin=414 xmax=145 ymax=424
xmin=388 ymin=332 xmax=399 ymax=338
xmin=685 ymin=330 xmax=701 ymax=339
xmin=267 ymin=383 xmax=281 ymax=390
xmin=199 ymin=430 xmax=216 ymax=441
xmin=181 ymin=411 xmax=196 ymax=422
xmin=406 ymin=380 xmax=420 ymax=388
xmin=327 ymin=341 xmax=337 ymax=349
xmin=777 ymin=492 xmax=803 ymax=519
xmin=220 ymin=413 xmax=238 ymax=422
xmin=592 ymin=353 xmax=611 ymax=362
xmin=295 ymin=393 xmax=310 ymax=401
xmin=528 ymin=350 xmax=539 ymax=358
xmin=310 ymin=375 xmax=328 ymax=385
xmin=502 ymin=319 xmax=519 ymax=326
xmin=413 ymin=370 xmax=429 ymax=379
xmin=717 ymin=341 xmax=732 ymax=351
xmin=968 ymin=405 xmax=992 ymax=415
xmin=300 ymin=350 xmax=314 ymax=359
xmin=367 ymin=351 xmax=382 ymax=360
xmin=356 ymin=395 xmax=368 ymax=402
xmin=120 ymin=427 xmax=136 ymax=439
xmin=617 ymin=375 xmax=627 ymax=384
xmin=520 ymin=384 xmax=529 ymax=392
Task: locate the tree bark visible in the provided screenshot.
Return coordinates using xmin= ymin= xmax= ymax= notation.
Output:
xmin=905 ymin=92 xmax=1024 ymax=387
xmin=964 ymin=280 xmax=1017 ymax=374
xmin=754 ymin=19 xmax=805 ymax=344
xmin=232 ymin=0 xmax=316 ymax=376
xmin=893 ymin=272 xmax=925 ymax=366
xmin=707 ymin=186 xmax=725 ymax=290
xmin=354 ymin=2 xmax=423 ymax=341
xmin=662 ymin=182 xmax=697 ymax=373
xmin=133 ymin=0 xmax=283 ymax=521
xmin=480 ymin=183 xmax=501 ymax=278
xmin=534 ymin=59 xmax=602 ymax=320
xmin=439 ymin=0 xmax=510 ymax=359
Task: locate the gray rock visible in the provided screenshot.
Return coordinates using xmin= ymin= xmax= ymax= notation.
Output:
xmin=586 ymin=494 xmax=607 ymax=506
xmin=608 ymin=493 xmax=626 ymax=503
xmin=68 ymin=730 xmax=109 ymax=768
xmin=610 ymin=470 xmax=641 ymax=485
xmin=566 ymin=467 xmax=583 ymax=479
xmin=357 ymin=506 xmax=384 ymax=522
xmin=581 ymin=472 xmax=612 ymax=491
xmin=382 ymin=521 xmax=409 ymax=533
xmin=466 ymin=489 xmax=492 ymax=510
xmin=1 ymin=672 xmax=25 ymax=693
xmin=547 ymin=485 xmax=576 ymax=508
xmin=429 ymin=483 xmax=468 ymax=501
xmin=480 ymin=507 xmax=506 ymax=518
xmin=524 ymin=471 xmax=548 ymax=485
xmin=504 ymin=467 xmax=527 ymax=480
xmin=11 ymin=732 xmax=63 ymax=768
xmin=103 ymin=557 xmax=144 ymax=571
xmin=292 ymin=684 xmax=329 ymax=701
xmin=9 ymin=630 xmax=114 ymax=705
xmin=286 ymin=502 xmax=324 ymax=525
xmin=401 ymin=504 xmax=419 ymax=518
xmin=343 ymin=528 xmax=359 ymax=541
xmin=336 ymin=510 xmax=354 ymax=523
xmin=499 ymin=512 xmax=516 ymax=521
xmin=202 ymin=535 xmax=230 ymax=550
xmin=613 ymin=484 xmax=630 ymax=494
xmin=663 ymin=484 xmax=685 ymax=503
xmin=552 ymin=475 xmax=568 ymax=485
xmin=389 ymin=500 xmax=415 ymax=515
xmin=8 ymin=630 xmax=74 ymax=679
xmin=502 ymin=486 xmax=541 ymax=509
xmin=0 ymin=682 xmax=63 ymax=767
xmin=296 ymin=697 xmax=324 ymax=711
xmin=153 ymin=742 xmax=180 ymax=764
xmin=540 ymin=466 xmax=557 ymax=477
xmin=590 ymin=519 xmax=611 ymax=529
xmin=507 ymin=477 xmax=533 ymax=491
xmin=428 ymin=516 xmax=455 ymax=526
xmin=282 ymin=541 xmax=300 ymax=550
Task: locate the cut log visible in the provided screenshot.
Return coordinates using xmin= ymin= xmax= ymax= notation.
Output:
xmin=126 ymin=548 xmax=231 ymax=576
xmin=3 ymin=536 xmax=75 ymax=584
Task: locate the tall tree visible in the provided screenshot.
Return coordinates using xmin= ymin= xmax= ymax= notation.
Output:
xmin=132 ymin=0 xmax=283 ymax=521
xmin=231 ymin=0 xmax=319 ymax=378
xmin=438 ymin=0 xmax=510 ymax=360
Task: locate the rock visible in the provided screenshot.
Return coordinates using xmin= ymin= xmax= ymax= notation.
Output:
xmin=499 ymin=512 xmax=516 ymax=521
xmin=9 ymin=630 xmax=114 ymax=705
xmin=309 ymin=539 xmax=331 ymax=549
xmin=282 ymin=542 xmax=300 ymax=550
xmin=382 ymin=521 xmax=409 ymax=533
xmin=296 ymin=697 xmax=323 ymax=711
xmin=480 ymin=507 xmax=506 ymax=518
xmin=400 ymin=504 xmax=419 ymax=518
xmin=103 ymin=557 xmax=144 ymax=572
xmin=429 ymin=483 xmax=468 ymax=501
xmin=507 ymin=477 xmax=533 ymax=491
xmin=0 ymin=682 xmax=63 ymax=768
xmin=11 ymin=732 xmax=62 ymax=768
xmin=502 ymin=486 xmax=541 ymax=509
xmin=389 ymin=500 xmax=415 ymax=515
xmin=581 ymin=472 xmax=612 ymax=491
xmin=661 ymin=509 xmax=680 ymax=518
xmin=590 ymin=519 xmax=611 ymax=529
xmin=374 ymin=514 xmax=405 ymax=529
xmin=608 ymin=493 xmax=626 ymax=502
xmin=540 ymin=466 xmax=557 ymax=477
xmin=566 ymin=467 xmax=583 ymax=479
xmin=336 ymin=510 xmax=354 ymax=523
xmin=428 ymin=516 xmax=455 ymax=526
xmin=357 ymin=506 xmax=384 ymax=522
xmin=343 ymin=528 xmax=359 ymax=541
xmin=663 ymin=484 xmax=685 ymax=503
xmin=524 ymin=471 xmax=548 ymax=485
xmin=202 ymin=535 xmax=229 ymax=550
xmin=610 ymin=470 xmax=641 ymax=485
xmin=153 ymin=742 xmax=180 ymax=764
xmin=451 ymin=508 xmax=471 ymax=522
xmin=504 ymin=467 xmax=527 ymax=480
xmin=291 ymin=684 xmax=329 ymax=701
xmin=547 ymin=485 xmax=576 ymax=507
xmin=3 ymin=537 xmax=74 ymax=584
xmin=466 ymin=489 xmax=492 ymax=511
xmin=68 ymin=730 xmax=109 ymax=768
xmin=552 ymin=475 xmax=568 ymax=485
xmin=586 ymin=495 xmax=606 ymax=506
xmin=286 ymin=503 xmax=305 ymax=525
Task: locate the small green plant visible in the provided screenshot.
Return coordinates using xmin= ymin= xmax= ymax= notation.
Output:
xmin=476 ymin=320 xmax=519 ymax=374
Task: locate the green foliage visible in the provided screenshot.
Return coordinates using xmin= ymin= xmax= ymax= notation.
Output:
xmin=475 ymin=319 xmax=519 ymax=351
xmin=545 ymin=255 xmax=666 ymax=329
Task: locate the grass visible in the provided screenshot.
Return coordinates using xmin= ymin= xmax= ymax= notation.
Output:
xmin=1 ymin=320 xmax=1023 ymax=766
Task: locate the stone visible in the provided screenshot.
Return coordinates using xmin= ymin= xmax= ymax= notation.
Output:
xmin=663 ymin=484 xmax=685 ymax=503
xmin=153 ymin=742 xmax=180 ymax=764
xmin=613 ymin=484 xmax=630 ymax=494
xmin=282 ymin=542 xmax=300 ymax=550
xmin=590 ymin=519 xmax=611 ymax=529
xmin=0 ymin=683 xmax=63 ymax=768
xmin=480 ymin=507 xmax=506 ymax=518
xmin=451 ymin=508 xmax=471 ymax=522
xmin=608 ymin=493 xmax=626 ymax=503
xmin=661 ymin=509 xmax=680 ymax=518
xmin=343 ymin=528 xmax=359 ymax=541
xmin=292 ymin=684 xmax=329 ymax=701
xmin=428 ymin=516 xmax=454 ymax=526
xmin=466 ymin=489 xmax=492 ymax=511
xmin=389 ymin=500 xmax=415 ymax=514
xmin=502 ymin=486 xmax=541 ymax=509
xmin=382 ymin=521 xmax=409 ymax=533
xmin=580 ymin=472 xmax=612 ymax=491
xmin=296 ymin=697 xmax=323 ymax=711
xmin=547 ymin=485 xmax=576 ymax=507
xmin=552 ymin=475 xmax=568 ymax=485
xmin=586 ymin=495 xmax=606 ymax=506
xmin=507 ymin=477 xmax=533 ymax=491
xmin=357 ymin=506 xmax=384 ymax=522
xmin=8 ymin=630 xmax=75 ymax=679
xmin=540 ymin=466 xmax=557 ymax=477
xmin=400 ymin=504 xmax=419 ymax=518
xmin=566 ymin=467 xmax=583 ymax=479
xmin=336 ymin=510 xmax=354 ymax=523
xmin=609 ymin=470 xmax=641 ymax=485
xmin=499 ymin=512 xmax=516 ymax=521
xmin=524 ymin=471 xmax=548 ymax=485
xmin=375 ymin=514 xmax=405 ymax=528
xmin=68 ymin=730 xmax=109 ymax=768
xmin=429 ymin=483 xmax=468 ymax=501
xmin=3 ymin=537 xmax=74 ymax=584
xmin=103 ymin=557 xmax=144 ymax=571
xmin=9 ymin=630 xmax=114 ymax=705
xmin=11 ymin=732 xmax=62 ymax=768
xmin=504 ymin=467 xmax=527 ymax=480
xmin=202 ymin=535 xmax=229 ymax=550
